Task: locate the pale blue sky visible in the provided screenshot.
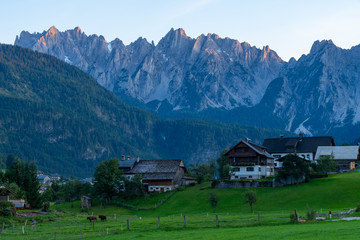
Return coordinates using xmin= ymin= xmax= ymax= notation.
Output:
xmin=1 ymin=0 xmax=360 ymax=61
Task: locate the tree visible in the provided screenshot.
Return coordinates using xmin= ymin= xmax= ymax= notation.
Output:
xmin=244 ymin=190 xmax=257 ymax=213
xmin=315 ymin=155 xmax=337 ymax=174
xmin=22 ymin=162 xmax=42 ymax=208
xmin=209 ymin=193 xmax=219 ymax=212
xmin=124 ymin=173 xmax=145 ymax=199
xmin=277 ymin=154 xmax=311 ymax=184
xmin=216 ymin=149 xmax=230 ymax=180
xmin=93 ymin=158 xmax=124 ymax=200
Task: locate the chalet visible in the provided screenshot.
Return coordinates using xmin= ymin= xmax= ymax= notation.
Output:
xmin=119 ymin=159 xmax=187 ymax=192
xmin=315 ymin=146 xmax=360 ymax=172
xmin=263 ymin=134 xmax=335 ymax=168
xmin=225 ymin=139 xmax=274 ymax=180
xmin=49 ymin=174 xmax=61 ymax=182
xmin=37 ymin=174 xmax=51 ymax=185
xmin=0 ymin=185 xmax=13 ymax=202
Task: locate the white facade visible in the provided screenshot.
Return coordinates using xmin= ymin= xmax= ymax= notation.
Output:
xmin=230 ymin=165 xmax=272 ymax=180
xmin=272 ymin=152 xmax=314 ymax=168
xmin=148 ymin=186 xmax=172 ymax=192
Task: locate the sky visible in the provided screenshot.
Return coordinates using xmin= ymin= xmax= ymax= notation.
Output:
xmin=1 ymin=0 xmax=360 ymax=61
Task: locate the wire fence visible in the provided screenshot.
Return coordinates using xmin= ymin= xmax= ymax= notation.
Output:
xmin=0 ymin=211 xmax=299 ymax=239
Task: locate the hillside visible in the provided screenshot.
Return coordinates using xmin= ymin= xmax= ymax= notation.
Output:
xmin=0 ymin=44 xmax=287 ymax=176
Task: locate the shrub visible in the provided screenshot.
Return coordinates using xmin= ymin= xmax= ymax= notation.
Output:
xmin=306 ymin=209 xmax=317 ymax=221
xmin=0 ymin=201 xmax=15 ymax=217
xmin=289 ymin=213 xmax=297 ymax=222
xmin=356 ymin=204 xmax=360 ymax=212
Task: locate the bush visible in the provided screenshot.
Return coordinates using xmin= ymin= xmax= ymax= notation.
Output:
xmin=0 ymin=201 xmax=15 ymax=217
xmin=306 ymin=209 xmax=317 ymax=221
xmin=356 ymin=204 xmax=360 ymax=212
xmin=289 ymin=213 xmax=297 ymax=222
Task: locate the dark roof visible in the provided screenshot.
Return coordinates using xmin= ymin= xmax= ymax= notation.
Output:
xmin=127 ymin=159 xmax=185 ymax=181
xmin=119 ymin=160 xmax=136 ymax=168
xmin=37 ymin=175 xmax=49 ymax=180
xmin=81 ymin=195 xmax=91 ymax=200
xmin=263 ymin=136 xmax=335 ymax=154
xmin=225 ymin=140 xmax=274 ymax=158
xmin=129 ymin=159 xmax=185 ymax=174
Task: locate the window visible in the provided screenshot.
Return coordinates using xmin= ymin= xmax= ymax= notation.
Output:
xmin=258 ymin=167 xmax=261 ymax=172
xmin=149 ymin=186 xmax=154 ymax=191
xmin=237 ymin=148 xmax=242 ymax=152
xmin=235 ymin=176 xmax=238 ymax=179
xmin=246 ymin=167 xmax=254 ymax=172
xmin=274 ymin=163 xmax=278 ymax=167
xmin=249 ymin=176 xmax=252 ymax=179
xmin=233 ymin=167 xmax=240 ymax=172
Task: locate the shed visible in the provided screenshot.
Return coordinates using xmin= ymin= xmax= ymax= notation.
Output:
xmin=80 ymin=195 xmax=92 ymax=208
xmin=0 ymin=185 xmax=14 ymax=202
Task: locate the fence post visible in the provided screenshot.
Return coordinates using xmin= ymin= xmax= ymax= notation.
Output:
xmin=93 ymin=221 xmax=95 ymax=232
xmin=107 ymin=228 xmax=109 ymax=235
xmin=258 ymin=211 xmax=261 ymax=223
xmin=127 ymin=219 xmax=129 ymax=230
xmin=22 ymin=226 xmax=25 ymax=234
xmin=158 ymin=216 xmax=160 ymax=228
xmin=294 ymin=209 xmax=299 ymax=222
xmin=0 ymin=222 xmax=5 ymax=234
xmin=184 ymin=215 xmax=186 ymax=228
xmin=216 ymin=215 xmax=219 ymax=227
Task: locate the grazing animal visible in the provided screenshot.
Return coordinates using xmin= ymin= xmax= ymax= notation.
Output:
xmin=99 ymin=215 xmax=107 ymax=221
xmin=87 ymin=216 xmax=97 ymax=222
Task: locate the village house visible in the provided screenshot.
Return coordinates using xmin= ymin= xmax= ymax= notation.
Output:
xmin=315 ymin=146 xmax=360 ymax=172
xmin=0 ymin=185 xmax=13 ymax=202
xmin=263 ymin=134 xmax=335 ymax=168
xmin=225 ymin=139 xmax=274 ymax=180
xmin=37 ymin=174 xmax=51 ymax=185
xmin=119 ymin=159 xmax=187 ymax=192
xmin=49 ymin=173 xmax=61 ymax=182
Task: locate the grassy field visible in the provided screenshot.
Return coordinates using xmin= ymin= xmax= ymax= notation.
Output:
xmin=1 ymin=171 xmax=360 ymax=239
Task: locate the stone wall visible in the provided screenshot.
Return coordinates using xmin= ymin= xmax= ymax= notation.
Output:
xmin=213 ymin=180 xmax=283 ymax=189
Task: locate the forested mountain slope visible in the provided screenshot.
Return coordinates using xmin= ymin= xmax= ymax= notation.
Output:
xmin=0 ymin=45 xmax=287 ymax=176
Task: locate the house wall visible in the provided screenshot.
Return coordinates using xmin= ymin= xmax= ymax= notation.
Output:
xmin=0 ymin=195 xmax=9 ymax=201
xmin=230 ymin=165 xmax=272 ymax=180
xmin=272 ymin=152 xmax=314 ymax=168
xmin=143 ymin=180 xmax=173 ymax=192
xmin=337 ymin=160 xmax=356 ymax=172
xmin=173 ymin=167 xmax=185 ymax=186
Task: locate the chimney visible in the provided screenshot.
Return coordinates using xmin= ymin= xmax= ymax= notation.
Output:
xmin=127 ymin=156 xmax=131 ymax=161
xmin=245 ymin=137 xmax=251 ymax=143
xmin=121 ymin=155 xmax=125 ymax=161
xmin=299 ymin=133 xmax=304 ymax=139
xmin=137 ymin=156 xmax=140 ymax=162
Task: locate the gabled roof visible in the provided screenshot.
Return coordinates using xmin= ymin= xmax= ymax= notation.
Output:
xmin=315 ymin=146 xmax=360 ymax=160
xmin=37 ymin=175 xmax=49 ymax=180
xmin=0 ymin=185 xmax=15 ymax=195
xmin=127 ymin=159 xmax=185 ymax=181
xmin=119 ymin=160 xmax=136 ymax=168
xmin=263 ymin=136 xmax=335 ymax=153
xmin=225 ymin=140 xmax=274 ymax=158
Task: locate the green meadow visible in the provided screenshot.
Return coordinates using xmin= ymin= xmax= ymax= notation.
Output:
xmin=1 ymin=171 xmax=360 ymax=239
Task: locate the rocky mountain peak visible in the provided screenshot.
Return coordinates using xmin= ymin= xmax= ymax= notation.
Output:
xmin=310 ymin=39 xmax=335 ymax=54
xmin=46 ymin=26 xmax=59 ymax=37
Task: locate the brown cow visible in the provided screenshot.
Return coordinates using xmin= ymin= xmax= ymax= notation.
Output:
xmin=99 ymin=215 xmax=107 ymax=221
xmin=87 ymin=216 xmax=97 ymax=222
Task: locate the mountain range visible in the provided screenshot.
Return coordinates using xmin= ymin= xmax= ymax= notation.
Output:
xmin=0 ymin=44 xmax=287 ymax=176
xmin=14 ymin=26 xmax=360 ymax=143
